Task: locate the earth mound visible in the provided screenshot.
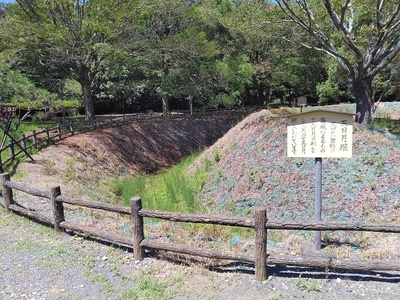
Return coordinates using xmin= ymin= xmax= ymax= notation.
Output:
xmin=15 ymin=116 xmax=239 ymax=199
xmin=191 ymin=108 xmax=400 ymax=222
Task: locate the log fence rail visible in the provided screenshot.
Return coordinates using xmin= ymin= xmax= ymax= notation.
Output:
xmin=0 ymin=173 xmax=399 ymax=281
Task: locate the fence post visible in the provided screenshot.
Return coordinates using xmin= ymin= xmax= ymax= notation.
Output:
xmin=51 ymin=186 xmax=64 ymax=232
xmin=57 ymin=123 xmax=62 ymax=140
xmin=46 ymin=128 xmax=50 ymax=146
xmin=8 ymin=139 xmax=14 ymax=159
xmin=22 ymin=133 xmax=27 ymax=150
xmin=131 ymin=196 xmax=145 ymax=260
xmin=254 ymin=207 xmax=267 ymax=281
xmin=32 ymin=130 xmax=38 ymax=149
xmin=0 ymin=173 xmax=13 ymax=213
xmin=70 ymin=123 xmax=75 ymax=135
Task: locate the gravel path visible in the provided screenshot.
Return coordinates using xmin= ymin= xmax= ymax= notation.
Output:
xmin=1 ymin=207 xmax=400 ymax=300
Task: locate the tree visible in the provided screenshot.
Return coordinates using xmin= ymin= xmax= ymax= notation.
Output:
xmin=196 ymin=0 xmax=324 ymax=107
xmin=6 ymin=0 xmax=140 ymax=120
xmin=136 ymin=0 xmax=235 ymax=115
xmin=276 ymin=0 xmax=400 ymax=124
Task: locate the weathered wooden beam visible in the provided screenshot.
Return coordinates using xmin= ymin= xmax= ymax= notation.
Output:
xmin=4 ymin=180 xmax=50 ymax=199
xmin=9 ymin=204 xmax=53 ymax=225
xmin=266 ymin=220 xmax=400 ymax=233
xmin=0 ymin=173 xmax=13 ymax=212
xmin=51 ymin=186 xmax=64 ymax=232
xmin=131 ymin=197 xmax=145 ymax=260
xmin=141 ymin=239 xmax=254 ymax=263
xmin=57 ymin=195 xmax=130 ymax=214
xmin=267 ymin=255 xmax=400 ymax=272
xmin=139 ymin=209 xmax=255 ymax=228
xmin=255 ymin=207 xmax=267 ymax=281
xmin=59 ymin=221 xmax=132 ymax=246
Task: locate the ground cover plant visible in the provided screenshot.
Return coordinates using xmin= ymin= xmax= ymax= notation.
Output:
xmin=188 ymin=104 xmax=400 ymax=259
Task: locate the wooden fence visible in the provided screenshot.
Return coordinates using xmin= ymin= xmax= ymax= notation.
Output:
xmin=0 ymin=173 xmax=399 ymax=281
xmin=0 ymin=107 xmax=254 ymax=171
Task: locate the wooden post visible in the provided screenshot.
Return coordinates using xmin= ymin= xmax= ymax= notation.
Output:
xmin=51 ymin=186 xmax=64 ymax=232
xmin=0 ymin=173 xmax=13 ymax=213
xmin=62 ymin=107 xmax=67 ymax=124
xmin=131 ymin=196 xmax=145 ymax=260
xmin=32 ymin=130 xmax=38 ymax=149
xmin=8 ymin=139 xmax=14 ymax=158
xmin=254 ymin=207 xmax=267 ymax=281
xmin=57 ymin=123 xmax=62 ymax=140
xmin=70 ymin=124 xmax=75 ymax=135
xmin=22 ymin=133 xmax=27 ymax=150
xmin=46 ymin=128 xmax=50 ymax=146
xmin=314 ymin=157 xmax=322 ymax=250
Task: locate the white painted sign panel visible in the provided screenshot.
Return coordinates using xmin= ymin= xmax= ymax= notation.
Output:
xmin=297 ymin=96 xmax=307 ymax=107
xmin=287 ymin=110 xmax=354 ymax=158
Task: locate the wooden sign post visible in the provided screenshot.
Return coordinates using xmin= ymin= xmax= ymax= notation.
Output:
xmin=297 ymin=96 xmax=307 ymax=112
xmin=287 ymin=110 xmax=354 ymax=250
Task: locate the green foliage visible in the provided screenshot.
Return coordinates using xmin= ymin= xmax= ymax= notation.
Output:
xmin=0 ymin=0 xmax=398 ymax=117
xmin=3 ymin=0 xmax=142 ymax=119
xmin=0 ymin=61 xmax=58 ymax=109
xmin=295 ymin=275 xmax=320 ymax=292
xmin=371 ymin=117 xmax=400 ymax=133
xmin=63 ymin=79 xmax=82 ymax=101
xmin=112 ymin=153 xmax=206 ymax=213
xmin=0 ymin=54 xmax=80 ymax=114
xmin=277 ymin=0 xmax=400 ymax=124
xmin=118 ymin=274 xmax=175 ymax=300
xmin=316 ymin=62 xmax=352 ymax=104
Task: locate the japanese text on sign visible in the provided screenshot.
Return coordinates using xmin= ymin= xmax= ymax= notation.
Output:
xmin=287 ymin=111 xmax=353 ymax=158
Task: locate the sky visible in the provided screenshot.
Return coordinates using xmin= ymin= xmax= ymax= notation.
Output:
xmin=1 ymin=1 xmax=15 ymax=3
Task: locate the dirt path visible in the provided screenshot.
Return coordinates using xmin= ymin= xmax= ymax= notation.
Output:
xmin=1 ymin=208 xmax=400 ymax=300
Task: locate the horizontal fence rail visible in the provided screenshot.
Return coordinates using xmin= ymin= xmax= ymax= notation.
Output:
xmin=0 ymin=107 xmax=257 ymax=171
xmin=1 ymin=173 xmax=399 ymax=281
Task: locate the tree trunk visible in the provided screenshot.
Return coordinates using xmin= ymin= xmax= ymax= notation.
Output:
xmin=353 ymin=79 xmax=372 ymax=125
xmin=82 ymin=83 xmax=96 ymax=121
xmin=188 ymin=95 xmax=193 ymax=115
xmin=162 ymin=95 xmax=169 ymax=118
xmin=78 ymin=65 xmax=96 ymax=121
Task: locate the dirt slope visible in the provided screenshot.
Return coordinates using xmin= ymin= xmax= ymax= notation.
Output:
xmin=14 ymin=116 xmax=239 ymax=199
xmin=191 ymin=109 xmax=400 ymax=222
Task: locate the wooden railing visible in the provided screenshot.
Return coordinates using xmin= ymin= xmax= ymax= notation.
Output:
xmin=0 ymin=173 xmax=399 ymax=281
xmin=0 ymin=107 xmax=254 ymax=171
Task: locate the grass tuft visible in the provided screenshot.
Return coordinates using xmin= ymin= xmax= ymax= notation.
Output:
xmin=112 ymin=152 xmax=207 ymax=213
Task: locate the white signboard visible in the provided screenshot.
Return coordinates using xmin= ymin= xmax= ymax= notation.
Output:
xmin=287 ymin=110 xmax=354 ymax=158
xmin=297 ymin=96 xmax=307 ymax=107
